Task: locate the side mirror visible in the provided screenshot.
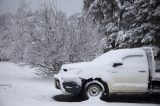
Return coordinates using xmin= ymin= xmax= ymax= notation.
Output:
xmin=113 ymin=63 xmax=123 ymax=67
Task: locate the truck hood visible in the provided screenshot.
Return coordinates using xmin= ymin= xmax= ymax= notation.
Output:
xmin=61 ymin=62 xmax=92 ymax=70
xmin=55 ymin=61 xmax=112 ymax=81
xmin=58 ymin=61 xmax=110 ymax=76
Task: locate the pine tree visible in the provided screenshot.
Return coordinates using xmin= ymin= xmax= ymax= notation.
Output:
xmin=83 ymin=0 xmax=160 ymax=51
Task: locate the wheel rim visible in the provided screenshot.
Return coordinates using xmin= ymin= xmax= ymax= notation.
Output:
xmin=88 ymin=85 xmax=101 ymax=97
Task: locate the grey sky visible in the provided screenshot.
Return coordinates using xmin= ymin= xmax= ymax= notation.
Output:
xmin=0 ymin=0 xmax=83 ymax=17
xmin=57 ymin=0 xmax=83 ymax=16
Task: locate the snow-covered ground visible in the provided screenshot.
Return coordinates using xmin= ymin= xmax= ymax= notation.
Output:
xmin=0 ymin=62 xmax=159 ymax=106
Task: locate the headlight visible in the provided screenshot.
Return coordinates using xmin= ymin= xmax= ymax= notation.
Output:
xmin=55 ymin=79 xmax=60 ymax=89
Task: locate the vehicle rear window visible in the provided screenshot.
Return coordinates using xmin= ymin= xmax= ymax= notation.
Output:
xmin=122 ymin=55 xmax=143 ymax=60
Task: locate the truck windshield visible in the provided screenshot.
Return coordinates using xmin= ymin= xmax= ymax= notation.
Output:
xmin=92 ymin=48 xmax=144 ymax=63
xmin=93 ymin=50 xmax=120 ymax=63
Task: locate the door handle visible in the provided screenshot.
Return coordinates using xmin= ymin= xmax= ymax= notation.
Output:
xmin=139 ymin=70 xmax=146 ymax=73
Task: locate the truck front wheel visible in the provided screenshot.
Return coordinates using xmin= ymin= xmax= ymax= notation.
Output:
xmin=84 ymin=80 xmax=105 ymax=99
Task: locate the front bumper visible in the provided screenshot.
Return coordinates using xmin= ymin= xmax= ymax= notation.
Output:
xmin=62 ymin=81 xmax=81 ymax=94
xmin=54 ymin=74 xmax=82 ymax=94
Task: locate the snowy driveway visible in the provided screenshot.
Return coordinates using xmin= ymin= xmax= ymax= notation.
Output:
xmin=0 ymin=62 xmax=159 ymax=106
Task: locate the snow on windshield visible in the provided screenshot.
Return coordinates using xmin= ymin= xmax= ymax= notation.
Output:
xmin=93 ymin=48 xmax=144 ymax=63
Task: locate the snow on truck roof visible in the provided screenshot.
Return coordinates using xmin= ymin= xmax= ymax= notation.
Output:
xmin=93 ymin=48 xmax=145 ymax=62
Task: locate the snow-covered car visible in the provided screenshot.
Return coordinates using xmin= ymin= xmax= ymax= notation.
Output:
xmin=54 ymin=47 xmax=160 ymax=99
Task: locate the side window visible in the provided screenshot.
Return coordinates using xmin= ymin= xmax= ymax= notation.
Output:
xmin=122 ymin=55 xmax=144 ymax=66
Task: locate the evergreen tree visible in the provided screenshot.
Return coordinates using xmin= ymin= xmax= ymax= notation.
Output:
xmin=83 ymin=0 xmax=160 ymax=51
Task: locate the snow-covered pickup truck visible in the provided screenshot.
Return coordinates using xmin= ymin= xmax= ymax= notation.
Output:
xmin=54 ymin=47 xmax=160 ymax=99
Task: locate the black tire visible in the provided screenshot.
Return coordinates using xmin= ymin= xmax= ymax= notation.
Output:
xmin=84 ymin=80 xmax=105 ymax=99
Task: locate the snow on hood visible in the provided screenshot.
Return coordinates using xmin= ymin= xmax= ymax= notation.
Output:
xmin=62 ymin=62 xmax=91 ymax=70
xmin=59 ymin=62 xmax=92 ymax=74
xmin=57 ymin=61 xmax=109 ymax=80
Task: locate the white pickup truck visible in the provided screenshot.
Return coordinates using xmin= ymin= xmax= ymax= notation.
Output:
xmin=54 ymin=47 xmax=160 ymax=99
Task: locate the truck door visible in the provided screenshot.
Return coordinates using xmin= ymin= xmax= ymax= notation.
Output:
xmin=111 ymin=55 xmax=149 ymax=93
